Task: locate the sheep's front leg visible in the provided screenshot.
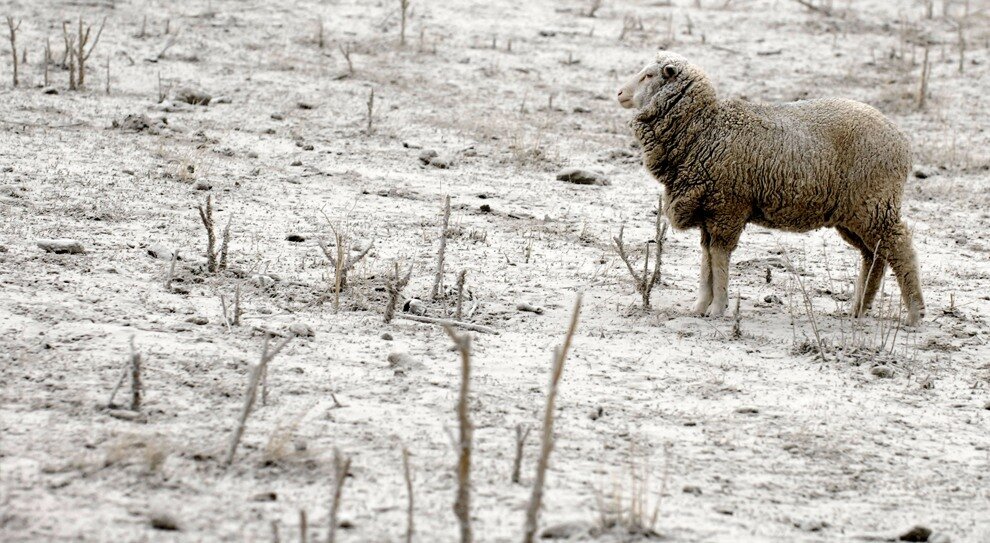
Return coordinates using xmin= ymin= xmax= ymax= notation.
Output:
xmin=692 ymin=228 xmax=713 ymax=315
xmin=706 ymin=228 xmax=744 ymax=318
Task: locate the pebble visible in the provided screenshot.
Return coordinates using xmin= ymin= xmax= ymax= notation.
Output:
xmin=185 ymin=316 xmax=209 ymax=325
xmin=795 ymin=519 xmax=827 ymax=532
xmin=150 ymin=513 xmax=180 ymax=531
xmin=735 ymin=406 xmax=760 ymax=414
xmin=898 ymin=525 xmax=932 ymax=542
xmin=387 ymin=352 xmax=424 ymax=376
xmin=516 ymin=302 xmax=544 ymax=315
xmin=41 ymin=87 xmax=59 ymax=95
xmin=192 ymin=180 xmax=212 ymax=191
xmin=764 ymin=294 xmax=782 ymax=304
xmin=271 ymin=113 xmax=284 ymax=121
xmin=290 ymin=159 xmax=303 ymax=166
xmin=428 ymin=156 xmax=452 ymax=169
xmin=250 ymin=491 xmax=277 ymax=502
xmin=297 ymin=101 xmax=316 ymax=110
xmin=288 ymin=323 xmax=314 ymax=337
xmin=682 ymin=485 xmax=703 ymax=496
xmin=871 ymin=365 xmax=895 ymax=379
xmin=556 ymin=167 xmax=610 ymax=186
xmin=285 ymin=234 xmax=306 ymax=243
xmin=418 ymin=149 xmax=438 ymax=164
xmin=380 ymin=332 xmax=393 ymax=341
xmin=37 ymin=239 xmax=85 ymax=254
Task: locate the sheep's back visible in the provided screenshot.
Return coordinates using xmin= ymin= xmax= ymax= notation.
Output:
xmin=713 ymin=98 xmax=911 ymax=231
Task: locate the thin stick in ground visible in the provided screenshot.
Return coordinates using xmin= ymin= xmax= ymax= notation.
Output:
xmin=75 ymin=16 xmax=107 ymax=88
xmin=612 ymin=197 xmax=668 ymax=309
xmin=224 ymin=336 xmax=293 ymax=466
xmin=522 ymin=295 xmax=582 ymax=543
xmin=328 ymin=448 xmax=351 ymax=543
xmin=444 ymin=326 xmax=473 ymax=543
xmin=366 ymin=87 xmax=375 ymax=133
xmin=317 ymin=225 xmax=374 ymax=307
xmin=129 ymin=337 xmax=143 ymax=411
xmin=431 ymin=195 xmax=452 ymax=301
xmin=197 ymin=195 xmax=231 ymax=273
xmin=385 ymin=261 xmax=413 ymax=323
xmin=403 ymin=447 xmax=414 ymax=543
xmin=6 ymin=17 xmax=21 ymax=87
xmin=511 ymin=424 xmax=531 ymax=484
xmin=399 ymin=0 xmax=411 ymax=46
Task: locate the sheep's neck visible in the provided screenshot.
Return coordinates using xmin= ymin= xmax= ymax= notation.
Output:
xmin=632 ymin=102 xmax=714 ymax=190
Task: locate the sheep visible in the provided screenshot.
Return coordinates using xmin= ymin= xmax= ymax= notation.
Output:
xmin=616 ymin=51 xmax=925 ymax=325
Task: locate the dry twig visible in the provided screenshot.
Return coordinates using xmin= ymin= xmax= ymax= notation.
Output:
xmin=328 ymin=448 xmax=351 ymax=543
xmin=385 ymin=261 xmax=413 ymax=323
xmin=445 ymin=326 xmax=473 ymax=543
xmin=6 ymin=17 xmax=21 ymax=87
xmin=511 ymin=424 xmax=531 ymax=484
xmin=612 ymin=198 xmax=668 ymax=308
xmin=431 ymin=195 xmax=452 ymax=301
xmin=224 ymin=336 xmax=293 ymax=465
xmin=522 ymin=295 xmax=582 ymax=543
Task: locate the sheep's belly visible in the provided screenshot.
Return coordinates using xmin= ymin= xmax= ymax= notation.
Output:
xmin=749 ymin=206 xmax=836 ymax=233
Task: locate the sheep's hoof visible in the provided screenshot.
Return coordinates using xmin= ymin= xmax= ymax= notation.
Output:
xmin=691 ymin=300 xmax=711 ymax=316
xmin=705 ymin=302 xmax=728 ymax=318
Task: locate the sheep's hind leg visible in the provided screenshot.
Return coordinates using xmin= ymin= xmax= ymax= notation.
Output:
xmin=837 ymin=226 xmax=886 ymax=317
xmin=692 ymin=228 xmax=714 ymax=315
xmin=879 ymin=221 xmax=926 ymax=325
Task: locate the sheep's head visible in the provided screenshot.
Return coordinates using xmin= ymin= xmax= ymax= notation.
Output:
xmin=616 ymin=52 xmax=711 ymax=113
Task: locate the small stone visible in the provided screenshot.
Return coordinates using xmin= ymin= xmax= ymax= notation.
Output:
xmin=271 ymin=113 xmax=284 ymax=121
xmin=516 ymin=302 xmax=544 ymax=315
xmin=871 ymin=365 xmax=895 ymax=379
xmin=118 ymin=113 xmax=151 ymax=132
xmin=428 ymin=156 xmax=452 ymax=169
xmin=185 ymin=316 xmax=209 ymax=325
xmin=290 ymin=159 xmax=303 ymax=167
xmin=556 ymin=167 xmax=610 ymax=186
xmin=380 ymin=332 xmax=393 ymax=341
xmin=210 ymin=95 xmax=232 ymax=104
xmin=37 ymin=239 xmax=85 ymax=254
xmin=288 ymin=323 xmax=314 ymax=337
xmin=682 ymin=485 xmax=703 ymax=496
xmin=983 ymin=400 xmax=990 ymax=410
xmin=0 ymin=245 xmax=7 ymax=252
xmin=303 ymin=144 xmax=314 ymax=151
xmin=795 ymin=519 xmax=827 ymax=532
xmin=589 ymin=406 xmax=603 ymax=420
xmin=479 ymin=204 xmax=492 ymax=213
xmin=735 ymin=406 xmax=760 ymax=414
xmin=403 ymin=298 xmax=426 ymax=316
xmin=247 ymin=151 xmax=259 ymax=159
xmin=764 ymin=294 xmax=782 ymax=304
xmin=146 ymin=244 xmax=174 ymax=260
xmin=387 ymin=352 xmax=424 ymax=376
xmin=297 ymin=102 xmax=316 ymax=110
xmin=150 ymin=513 xmax=180 ymax=531
xmin=539 ymin=521 xmax=590 ymax=539
xmin=898 ymin=525 xmax=932 ymax=542
xmin=250 ymin=491 xmax=277 ymax=502
xmin=418 ymin=149 xmax=438 ymax=164
xmin=174 ymin=87 xmax=211 ymax=105
xmin=402 ymin=141 xmax=423 ymax=149
xmin=192 ymin=180 xmax=212 ymax=191
xmin=42 ymin=87 xmax=59 ymax=95
xmin=286 ymin=234 xmax=306 ymax=243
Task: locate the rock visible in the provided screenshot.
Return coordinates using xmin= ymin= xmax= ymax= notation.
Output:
xmin=174 ymin=87 xmax=211 ymax=105
xmin=37 ymin=239 xmax=85 ymax=254
xmin=380 ymin=332 xmax=393 ymax=341
xmin=288 ymin=323 xmax=314 ymax=338
xmin=735 ymin=406 xmax=760 ymax=414
xmin=428 ymin=156 xmax=452 ymax=169
xmin=479 ymin=204 xmax=492 ymax=213
xmin=285 ymin=234 xmax=306 ymax=243
xmin=118 ymin=113 xmax=150 ymax=132
xmin=297 ymin=101 xmax=316 ymax=110
xmin=0 ymin=245 xmax=7 ymax=252
xmin=418 ymin=149 xmax=438 ymax=164
xmin=210 ymin=95 xmax=232 ymax=104
xmin=764 ymin=294 xmax=782 ymax=304
xmin=250 ymin=491 xmax=277 ymax=502
xmin=556 ymin=168 xmax=610 ymax=186
xmin=303 ymin=144 xmax=314 ymax=151
xmin=150 ymin=513 xmax=180 ymax=531
xmin=682 ymin=485 xmax=703 ymax=496
xmin=403 ymin=298 xmax=426 ymax=316
xmin=270 ymin=113 xmax=284 ymax=120
xmin=795 ymin=519 xmax=828 ymax=532
xmin=871 ymin=365 xmax=895 ymax=379
xmin=516 ymin=302 xmax=544 ymax=315
xmin=247 ymin=151 xmax=259 ymax=159
xmin=290 ymin=159 xmax=303 ymax=167
xmin=0 ymin=185 xmax=26 ymax=198
xmin=589 ymin=406 xmax=604 ymax=420
xmin=539 ymin=521 xmax=590 ymax=539
xmin=898 ymin=525 xmax=932 ymax=542
xmin=387 ymin=352 xmax=424 ymax=376
xmin=185 ymin=316 xmax=209 ymax=325
xmin=984 ymin=400 xmax=990 ymax=410
xmin=608 ymin=148 xmax=635 ymax=159
xmin=402 ymin=141 xmax=423 ymax=149
xmin=192 ymin=180 xmax=212 ymax=191
xmin=41 ymin=87 xmax=59 ymax=95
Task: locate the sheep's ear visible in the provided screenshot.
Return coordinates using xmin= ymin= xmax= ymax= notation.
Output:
xmin=662 ymin=65 xmax=679 ymax=78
